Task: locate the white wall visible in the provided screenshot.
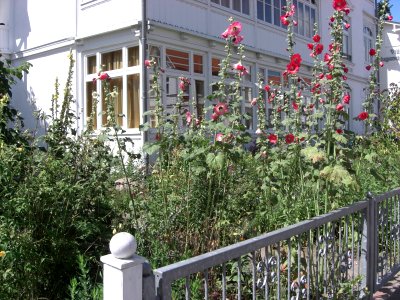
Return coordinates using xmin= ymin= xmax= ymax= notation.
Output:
xmin=380 ymin=22 xmax=400 ymax=89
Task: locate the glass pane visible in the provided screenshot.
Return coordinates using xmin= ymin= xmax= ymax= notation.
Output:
xmin=305 ymin=5 xmax=310 ymax=37
xmin=128 ymin=46 xmax=139 ymax=67
xmin=127 ymin=74 xmax=140 ymax=128
xmin=86 ymin=81 xmax=97 ymax=130
xmin=268 ymin=70 xmax=281 ymax=85
xmin=310 ymin=8 xmax=316 ymax=34
xmin=293 ymin=0 xmax=298 ymax=33
xmin=212 ymin=58 xmax=220 ymax=76
xmin=102 ymin=77 xmax=123 ymax=126
xmin=243 ymin=65 xmax=252 ymax=82
xmin=298 ymin=2 xmax=304 ymax=36
xmin=102 ymin=50 xmax=122 ymax=71
xmin=265 ymin=3 xmax=272 ymax=23
xmin=166 ymin=49 xmax=189 ymax=72
xmin=195 ymin=80 xmax=205 ymax=118
xmin=221 ymin=0 xmax=230 ymax=7
xmin=193 ymin=54 xmax=203 ymax=74
xmin=233 ymin=0 xmax=241 ymax=12
xmin=87 ymin=56 xmax=97 ymax=75
xmin=211 ymin=0 xmax=219 ymax=3
xmin=242 ymin=0 xmax=250 ymax=14
xmin=274 ymin=0 xmax=281 ymax=26
xmin=257 ymin=1 xmax=264 ymax=20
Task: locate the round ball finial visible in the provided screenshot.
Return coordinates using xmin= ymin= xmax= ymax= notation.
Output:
xmin=110 ymin=232 xmax=137 ymax=259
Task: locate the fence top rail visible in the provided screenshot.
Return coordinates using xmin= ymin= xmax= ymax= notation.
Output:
xmin=154 ymin=199 xmax=368 ymax=282
xmin=374 ymin=188 xmax=400 ymax=204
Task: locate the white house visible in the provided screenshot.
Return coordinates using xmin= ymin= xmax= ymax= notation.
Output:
xmin=380 ymin=20 xmax=400 ymax=91
xmin=0 ymin=0 xmax=380 ymax=150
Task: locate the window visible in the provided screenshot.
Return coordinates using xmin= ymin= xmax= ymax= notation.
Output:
xmin=364 ymin=26 xmax=374 ymax=64
xmin=166 ymin=49 xmax=190 ymax=72
xmin=84 ymin=46 xmax=141 ymax=130
xmin=211 ymin=0 xmax=250 ymax=15
xmin=342 ymin=19 xmax=352 ymax=61
xmin=212 ymin=58 xmax=221 ymax=76
xmin=257 ymin=0 xmax=316 ymax=38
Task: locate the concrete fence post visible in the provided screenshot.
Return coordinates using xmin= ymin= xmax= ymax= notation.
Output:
xmin=101 ymin=232 xmax=147 ymax=300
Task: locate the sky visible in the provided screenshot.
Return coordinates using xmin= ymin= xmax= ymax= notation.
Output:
xmin=391 ymin=0 xmax=400 ymax=22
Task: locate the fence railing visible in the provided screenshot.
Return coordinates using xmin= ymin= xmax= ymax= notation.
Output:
xmin=101 ymin=188 xmax=400 ymax=299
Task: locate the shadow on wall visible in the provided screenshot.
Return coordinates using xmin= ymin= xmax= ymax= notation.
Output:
xmin=14 ymin=0 xmax=30 ymax=52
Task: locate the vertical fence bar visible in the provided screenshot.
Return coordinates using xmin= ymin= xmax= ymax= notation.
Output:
xmin=222 ymin=263 xmax=226 ymax=300
xmin=307 ymin=230 xmax=311 ymax=300
xmin=237 ymin=257 xmax=242 ymax=299
xmin=251 ymin=251 xmax=256 ymax=300
xmin=185 ymin=276 xmax=190 ymax=300
xmin=287 ymin=239 xmax=291 ymax=300
xmin=204 ymin=269 xmax=208 ymax=300
xmin=277 ymin=242 xmax=281 ymax=299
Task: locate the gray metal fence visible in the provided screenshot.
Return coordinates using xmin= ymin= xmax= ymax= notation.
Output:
xmin=101 ymin=188 xmax=400 ymax=299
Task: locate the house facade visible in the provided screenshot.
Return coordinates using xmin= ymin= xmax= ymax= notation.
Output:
xmin=380 ymin=20 xmax=400 ymax=91
xmin=0 ymin=0 xmax=379 ymax=151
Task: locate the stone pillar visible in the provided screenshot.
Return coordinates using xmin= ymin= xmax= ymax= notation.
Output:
xmin=101 ymin=232 xmax=147 ymax=300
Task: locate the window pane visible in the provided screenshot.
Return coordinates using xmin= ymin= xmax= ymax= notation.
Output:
xmin=310 ymin=8 xmax=316 ymax=34
xmin=305 ymin=5 xmax=311 ymax=37
xmin=265 ymin=2 xmax=272 ymax=23
xmin=221 ymin=0 xmax=229 ymax=7
xmin=193 ymin=54 xmax=203 ymax=74
xmin=298 ymin=3 xmax=304 ymax=35
xmin=268 ymin=70 xmax=281 ymax=85
xmin=233 ymin=0 xmax=241 ymax=12
xmin=274 ymin=0 xmax=281 ymax=26
xmin=211 ymin=0 xmax=219 ymax=3
xmin=127 ymin=74 xmax=140 ymax=128
xmin=102 ymin=50 xmax=122 ymax=71
xmin=242 ymin=0 xmax=250 ymax=14
xmin=102 ymin=77 xmax=123 ymax=126
xmin=166 ymin=49 xmax=189 ymax=72
xmin=87 ymin=56 xmax=97 ymax=74
xmin=293 ymin=0 xmax=299 ymax=33
xmin=128 ymin=46 xmax=139 ymax=67
xmin=257 ymin=0 xmax=264 ymax=20
xmin=212 ymin=58 xmax=220 ymax=76
xmin=195 ymin=80 xmax=205 ymax=118
xmin=86 ymin=81 xmax=97 ymax=130
xmin=244 ymin=87 xmax=253 ymax=130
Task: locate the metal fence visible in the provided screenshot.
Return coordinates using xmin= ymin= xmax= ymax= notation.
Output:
xmin=101 ymin=188 xmax=400 ymax=299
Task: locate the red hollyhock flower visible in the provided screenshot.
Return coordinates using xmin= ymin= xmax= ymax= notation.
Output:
xmin=344 ymin=23 xmax=351 ymax=29
xmin=369 ymin=48 xmax=376 ymax=56
xmin=292 ymin=101 xmax=299 ymax=111
xmin=268 ymin=134 xmax=278 ymax=144
xmin=285 ymin=133 xmax=295 ymax=144
xmin=291 ymin=53 xmax=302 ymax=66
xmin=233 ymin=62 xmax=248 ymax=76
xmin=336 ymin=129 xmax=343 ymax=134
xmin=211 ymin=112 xmax=219 ymax=121
xmin=213 ymin=102 xmax=229 ymax=116
xmin=280 ymin=15 xmax=290 ymax=26
xmin=343 ymin=67 xmax=349 ymax=73
xmin=357 ymin=111 xmax=369 ymax=120
xmin=98 ymin=72 xmax=110 ymax=81
xmin=366 ymin=65 xmax=371 ymax=71
xmin=326 ymin=74 xmax=333 ymax=80
xmin=315 ymin=44 xmax=324 ymax=55
xmin=264 ymin=85 xmax=271 ymax=92
xmin=324 ymin=53 xmax=332 ymax=62
xmin=333 ymin=0 xmax=348 ymax=11
xmin=336 ymin=103 xmax=344 ymax=111
xmin=318 ymin=73 xmax=325 ymax=79
xmin=313 ymin=34 xmax=321 ymax=43
xmin=286 ymin=62 xmax=299 ymax=75
xmin=307 ymin=43 xmax=314 ymax=50
xmin=387 ymin=15 xmax=393 ymax=21
xmin=343 ymin=94 xmax=350 ymax=104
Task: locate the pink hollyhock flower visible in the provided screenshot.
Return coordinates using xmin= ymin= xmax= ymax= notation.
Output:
xmin=232 ymin=35 xmax=244 ymax=45
xmin=293 ymin=20 xmax=298 ymax=26
xmin=344 ymin=23 xmax=351 ymax=29
xmin=366 ymin=65 xmax=371 ymax=71
xmin=313 ymin=34 xmax=321 ymax=43
xmin=343 ymin=67 xmax=349 ymax=73
xmin=343 ymin=94 xmax=350 ymax=104
xmin=307 ymin=43 xmax=314 ymax=50
xmin=342 ymin=75 xmax=348 ymax=81
xmin=195 ymin=118 xmax=201 ymax=126
xmin=215 ymin=133 xmax=224 ymax=142
xmin=233 ymin=62 xmax=248 ymax=76
xmin=144 ymin=60 xmax=152 ymax=68
xmin=319 ymin=98 xmax=325 ymax=104
xmin=336 ymin=103 xmax=344 ymax=111
xmin=309 ymin=103 xmax=315 ymax=109
xmin=251 ymin=98 xmax=257 ymax=106
xmin=326 ymin=74 xmax=333 ymax=80
xmin=292 ymin=101 xmax=299 ymax=111
xmin=318 ymin=73 xmax=325 ymax=79
xmin=98 ymin=72 xmax=110 ymax=81
xmin=213 ymin=102 xmax=229 ymax=116
xmin=333 ymin=0 xmax=348 ymax=11
xmin=221 ymin=21 xmax=242 ymax=38
xmin=264 ymin=85 xmax=271 ymax=92
xmin=315 ymin=44 xmax=324 ymax=55
xmin=324 ymin=53 xmax=332 ymax=62
xmin=357 ymin=111 xmax=369 ymax=120
xmin=336 ymin=129 xmax=343 ymax=134
xmin=186 ymin=111 xmax=192 ymax=125
xmin=211 ymin=112 xmax=219 ymax=121
xmin=387 ymin=15 xmax=393 ymax=21
xmin=369 ymin=48 xmax=376 ymax=56
xmin=285 ymin=133 xmax=295 ymax=144
xmin=379 ymin=61 xmax=384 ymax=67
xmin=286 ymin=62 xmax=299 ymax=75
xmin=268 ymin=134 xmax=278 ymax=144
xmin=179 ymin=81 xmax=186 ymax=91
xmin=280 ymin=15 xmax=290 ymax=26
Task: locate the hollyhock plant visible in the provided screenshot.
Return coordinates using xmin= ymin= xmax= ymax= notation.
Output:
xmin=186 ymin=111 xmax=192 ymax=125
xmin=291 ymin=53 xmax=302 ymax=66
xmin=357 ymin=111 xmax=369 ymax=120
xmin=264 ymin=85 xmax=271 ymax=92
xmin=343 ymin=94 xmax=350 ymax=104
xmin=315 ymin=44 xmax=324 ymax=55
xmin=211 ymin=112 xmax=219 ymax=121
xmin=336 ymin=129 xmax=343 ymax=134
xmin=286 ymin=62 xmax=299 ymax=75
xmin=369 ymin=48 xmax=376 ymax=56
xmin=221 ymin=21 xmax=242 ymax=38
xmin=144 ymin=59 xmax=152 ymax=68
xmin=213 ymin=102 xmax=229 ymax=116
xmin=336 ymin=103 xmax=344 ymax=111
xmin=307 ymin=43 xmax=314 ymax=50
xmin=97 ymin=72 xmax=110 ymax=81
xmin=379 ymin=61 xmax=384 ymax=67
xmin=313 ymin=34 xmax=321 ymax=43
